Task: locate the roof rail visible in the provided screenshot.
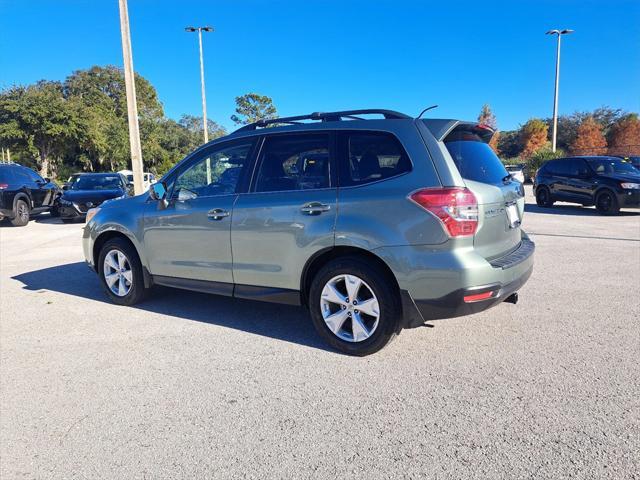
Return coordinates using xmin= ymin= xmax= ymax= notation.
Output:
xmin=233 ymin=109 xmax=412 ymax=132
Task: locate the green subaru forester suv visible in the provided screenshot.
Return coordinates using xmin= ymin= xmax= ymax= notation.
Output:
xmin=83 ymin=110 xmax=534 ymax=355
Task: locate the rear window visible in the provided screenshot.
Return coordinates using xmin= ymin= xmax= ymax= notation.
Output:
xmin=444 ymin=129 xmax=508 ymax=184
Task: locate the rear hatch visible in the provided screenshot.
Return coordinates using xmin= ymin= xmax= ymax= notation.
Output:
xmin=443 ymin=124 xmax=524 ymax=260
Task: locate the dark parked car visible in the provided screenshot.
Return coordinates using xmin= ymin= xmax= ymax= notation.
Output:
xmin=534 ymin=156 xmax=640 ymax=215
xmin=0 ymin=163 xmax=59 ymax=226
xmin=56 ymin=173 xmax=129 ymax=222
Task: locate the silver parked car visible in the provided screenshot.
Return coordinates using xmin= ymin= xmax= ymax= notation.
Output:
xmin=82 ymin=109 xmax=534 ymax=355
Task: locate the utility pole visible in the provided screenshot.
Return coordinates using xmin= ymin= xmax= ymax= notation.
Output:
xmin=185 ymin=26 xmax=213 ymax=143
xmin=546 ymin=29 xmax=574 ymax=152
xmin=118 ymin=0 xmax=145 ymax=195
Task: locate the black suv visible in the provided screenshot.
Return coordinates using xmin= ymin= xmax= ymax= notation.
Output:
xmin=0 ymin=163 xmax=59 ymax=226
xmin=534 ymin=156 xmax=640 ymax=215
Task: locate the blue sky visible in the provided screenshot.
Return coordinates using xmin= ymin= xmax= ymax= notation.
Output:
xmin=1 ymin=0 xmax=639 ymax=132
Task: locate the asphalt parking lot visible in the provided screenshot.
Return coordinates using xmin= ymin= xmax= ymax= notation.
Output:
xmin=1 ymin=186 xmax=639 ymax=479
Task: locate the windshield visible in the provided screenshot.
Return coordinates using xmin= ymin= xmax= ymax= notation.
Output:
xmin=587 ymin=158 xmax=639 ymax=175
xmin=70 ymin=175 xmax=123 ymax=190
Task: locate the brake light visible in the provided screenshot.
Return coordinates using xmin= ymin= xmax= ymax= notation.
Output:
xmin=463 ymin=291 xmax=494 ymax=303
xmin=0 ymin=183 xmax=8 ymax=190
xmin=409 ymin=187 xmax=478 ymax=237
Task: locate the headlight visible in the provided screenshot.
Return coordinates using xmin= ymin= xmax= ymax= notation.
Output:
xmin=620 ymin=182 xmax=640 ymax=189
xmin=85 ymin=207 xmax=101 ymax=223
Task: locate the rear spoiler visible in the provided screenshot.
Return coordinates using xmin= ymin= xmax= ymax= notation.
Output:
xmin=420 ymin=119 xmax=495 ymax=143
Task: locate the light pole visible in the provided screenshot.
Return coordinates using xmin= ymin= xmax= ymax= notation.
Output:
xmin=546 ymin=29 xmax=574 ymax=152
xmin=118 ymin=0 xmax=144 ymax=195
xmin=185 ymin=26 xmax=213 ymax=143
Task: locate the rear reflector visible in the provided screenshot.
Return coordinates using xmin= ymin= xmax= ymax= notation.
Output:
xmin=0 ymin=183 xmax=8 ymax=190
xmin=409 ymin=187 xmax=478 ymax=237
xmin=463 ymin=291 xmax=494 ymax=303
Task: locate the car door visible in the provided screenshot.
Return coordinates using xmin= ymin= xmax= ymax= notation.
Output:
xmin=547 ymin=159 xmax=572 ymax=200
xmin=143 ymin=139 xmax=256 ymax=285
xmin=21 ymin=168 xmax=49 ymax=209
xmin=231 ymin=132 xmax=337 ymax=293
xmin=564 ymin=158 xmax=596 ymax=202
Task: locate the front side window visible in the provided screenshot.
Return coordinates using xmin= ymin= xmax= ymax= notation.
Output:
xmin=341 ymin=131 xmax=411 ymax=187
xmin=23 ymin=168 xmax=44 ymax=183
xmin=254 ymin=134 xmax=331 ymax=192
xmin=587 ymin=157 xmax=639 ymax=175
xmin=172 ymin=141 xmax=254 ymax=200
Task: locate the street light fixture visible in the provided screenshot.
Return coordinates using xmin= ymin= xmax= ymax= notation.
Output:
xmin=546 ymin=29 xmax=574 ymax=152
xmin=185 ymin=25 xmax=214 ymax=143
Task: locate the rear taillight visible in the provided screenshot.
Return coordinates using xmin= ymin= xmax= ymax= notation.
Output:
xmin=0 ymin=183 xmax=8 ymax=190
xmin=409 ymin=187 xmax=478 ymax=237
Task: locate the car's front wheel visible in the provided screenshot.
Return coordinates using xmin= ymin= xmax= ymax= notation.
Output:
xmin=595 ymin=190 xmax=620 ymax=215
xmin=10 ymin=199 xmax=30 ymax=227
xmin=309 ymin=258 xmax=401 ymax=356
xmin=98 ymin=238 xmax=149 ymax=306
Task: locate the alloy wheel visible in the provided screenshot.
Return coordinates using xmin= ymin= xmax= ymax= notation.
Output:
xmin=18 ymin=203 xmax=28 ymax=222
xmin=320 ymin=274 xmax=380 ymax=342
xmin=103 ymin=249 xmax=133 ymax=297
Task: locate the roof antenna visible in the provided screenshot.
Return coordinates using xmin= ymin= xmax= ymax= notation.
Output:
xmin=417 ymin=105 xmax=438 ymax=119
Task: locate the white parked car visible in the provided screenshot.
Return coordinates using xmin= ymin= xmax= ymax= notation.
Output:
xmin=505 ymin=165 xmax=525 ymax=183
xmin=118 ymin=170 xmax=156 ymax=191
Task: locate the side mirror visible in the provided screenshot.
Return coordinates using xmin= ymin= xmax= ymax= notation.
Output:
xmin=62 ymin=184 xmax=69 ymax=190
xmin=149 ymin=182 xmax=167 ymax=201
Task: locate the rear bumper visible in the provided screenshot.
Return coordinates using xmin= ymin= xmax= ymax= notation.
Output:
xmin=414 ymin=264 xmax=532 ymax=321
xmin=376 ymin=233 xmax=535 ymax=327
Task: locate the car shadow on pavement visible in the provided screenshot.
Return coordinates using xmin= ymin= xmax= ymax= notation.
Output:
xmin=524 ymin=202 xmax=640 ymax=216
xmin=12 ymin=262 xmax=334 ymax=353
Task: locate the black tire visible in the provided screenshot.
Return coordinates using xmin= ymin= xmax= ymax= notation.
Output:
xmin=49 ymin=206 xmax=60 ymax=218
xmin=97 ymin=237 xmax=149 ymax=306
xmin=595 ymin=190 xmax=620 ymax=215
xmin=10 ymin=199 xmax=30 ymax=227
xmin=535 ymin=186 xmax=553 ymax=207
xmin=308 ymin=257 xmax=401 ymax=356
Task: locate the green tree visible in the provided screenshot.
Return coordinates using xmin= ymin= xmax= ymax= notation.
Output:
xmin=0 ymin=81 xmax=80 ymax=177
xmin=230 ymin=93 xmax=277 ymax=125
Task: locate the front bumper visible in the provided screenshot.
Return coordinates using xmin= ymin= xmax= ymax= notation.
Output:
xmin=617 ymin=189 xmax=640 ymax=208
xmin=58 ymin=203 xmax=87 ymax=219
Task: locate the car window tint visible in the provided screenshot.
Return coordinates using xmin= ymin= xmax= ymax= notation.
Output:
xmin=23 ymin=168 xmax=44 ymax=183
xmin=173 ymin=141 xmax=254 ymax=199
xmin=341 ymin=131 xmax=411 ymax=187
xmin=569 ymin=159 xmax=589 ymax=176
xmin=254 ymin=134 xmax=330 ymax=192
xmin=0 ymin=167 xmax=16 ymax=183
xmin=550 ymin=160 xmax=571 ymax=176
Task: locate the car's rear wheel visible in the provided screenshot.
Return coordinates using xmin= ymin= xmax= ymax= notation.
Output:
xmin=10 ymin=199 xmax=30 ymax=227
xmin=595 ymin=190 xmax=620 ymax=215
xmin=309 ymin=258 xmax=401 ymax=356
xmin=98 ymin=238 xmax=149 ymax=306
xmin=535 ymin=186 xmax=553 ymax=207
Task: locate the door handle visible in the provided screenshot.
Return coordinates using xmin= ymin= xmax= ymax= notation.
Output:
xmin=300 ymin=202 xmax=331 ymax=215
xmin=207 ymin=208 xmax=230 ymax=220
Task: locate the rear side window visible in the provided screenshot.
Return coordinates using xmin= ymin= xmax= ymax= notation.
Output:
xmin=340 ymin=131 xmax=411 ymax=187
xmin=0 ymin=167 xmax=16 ymax=183
xmin=547 ymin=160 xmax=571 ymax=176
xmin=444 ymin=128 xmax=508 ymax=184
xmin=254 ymin=134 xmax=331 ymax=192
